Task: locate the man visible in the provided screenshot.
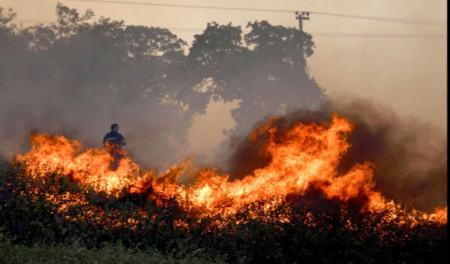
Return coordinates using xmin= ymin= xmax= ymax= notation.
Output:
xmin=103 ymin=123 xmax=126 ymax=170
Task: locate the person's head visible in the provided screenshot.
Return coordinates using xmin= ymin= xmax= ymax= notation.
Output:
xmin=110 ymin=123 xmax=119 ymax=131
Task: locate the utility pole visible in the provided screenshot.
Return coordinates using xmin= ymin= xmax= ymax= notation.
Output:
xmin=295 ymin=11 xmax=310 ymax=69
xmin=295 ymin=11 xmax=310 ymax=33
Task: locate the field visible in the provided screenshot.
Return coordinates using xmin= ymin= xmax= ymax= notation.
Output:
xmin=0 ymin=160 xmax=447 ymax=264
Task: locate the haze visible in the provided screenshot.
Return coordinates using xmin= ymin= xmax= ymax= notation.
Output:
xmin=1 ymin=0 xmax=446 ymax=157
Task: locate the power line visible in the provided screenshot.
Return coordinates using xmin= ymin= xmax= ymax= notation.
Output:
xmin=312 ymin=32 xmax=446 ymax=39
xmin=310 ymin=11 xmax=444 ymax=27
xmin=63 ymin=0 xmax=446 ymax=27
xmin=64 ymin=0 xmax=296 ymax=13
xmin=13 ymin=19 xmax=446 ymax=39
xmin=173 ymin=29 xmax=445 ymax=39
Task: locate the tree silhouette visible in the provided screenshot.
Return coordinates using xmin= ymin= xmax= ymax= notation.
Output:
xmin=187 ymin=20 xmax=324 ymax=135
xmin=0 ymin=4 xmax=325 ymax=167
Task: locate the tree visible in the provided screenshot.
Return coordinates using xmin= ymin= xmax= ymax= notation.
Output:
xmin=187 ymin=20 xmax=325 ymax=135
xmin=0 ymin=4 xmax=326 ymax=168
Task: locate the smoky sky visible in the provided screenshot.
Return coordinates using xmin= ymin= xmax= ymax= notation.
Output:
xmin=3 ymin=0 xmax=446 ymax=132
xmin=0 ymin=4 xmax=324 ymax=171
xmin=0 ymin=5 xmax=446 ymax=212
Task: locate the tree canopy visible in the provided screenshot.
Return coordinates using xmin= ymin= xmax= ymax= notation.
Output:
xmin=0 ymin=4 xmax=325 ymax=167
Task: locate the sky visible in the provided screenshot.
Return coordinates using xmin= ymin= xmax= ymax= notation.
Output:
xmin=0 ymin=0 xmax=447 ymax=156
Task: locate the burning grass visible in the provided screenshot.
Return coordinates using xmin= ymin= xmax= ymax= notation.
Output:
xmin=0 ymin=113 xmax=447 ymax=263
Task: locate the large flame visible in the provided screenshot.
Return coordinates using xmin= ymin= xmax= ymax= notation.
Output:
xmin=16 ymin=134 xmax=141 ymax=194
xmin=15 ymin=114 xmax=447 ymax=224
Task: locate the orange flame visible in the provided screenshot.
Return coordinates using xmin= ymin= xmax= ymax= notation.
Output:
xmin=16 ymin=134 xmax=141 ymax=194
xmin=15 ymin=114 xmax=447 ymax=224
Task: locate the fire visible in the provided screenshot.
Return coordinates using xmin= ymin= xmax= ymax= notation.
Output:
xmin=16 ymin=133 xmax=141 ymax=194
xmin=166 ymin=114 xmax=387 ymax=215
xmin=14 ymin=114 xmax=447 ymax=225
xmin=423 ymin=207 xmax=447 ymax=224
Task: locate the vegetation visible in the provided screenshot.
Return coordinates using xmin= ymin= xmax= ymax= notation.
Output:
xmin=0 ymin=4 xmax=447 ymax=263
xmin=0 ymin=235 xmax=226 ymax=264
xmin=0 ymin=162 xmax=447 ymax=263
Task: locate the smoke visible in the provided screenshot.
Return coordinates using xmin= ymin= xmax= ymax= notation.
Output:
xmin=0 ymin=6 xmax=192 ymax=170
xmin=0 ymin=6 xmax=445 ymax=212
xmin=0 ymin=5 xmax=328 ymax=172
xmin=0 ymin=82 xmax=188 ymax=170
xmin=224 ymin=96 xmax=447 ymax=212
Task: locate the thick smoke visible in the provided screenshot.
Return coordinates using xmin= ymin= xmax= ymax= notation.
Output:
xmin=0 ymin=65 xmax=189 ymax=170
xmin=224 ymin=97 xmax=447 ymax=212
xmin=1 ymin=5 xmax=445 ymax=211
xmin=0 ymin=5 xmax=324 ymax=171
xmin=0 ymin=6 xmax=192 ymax=170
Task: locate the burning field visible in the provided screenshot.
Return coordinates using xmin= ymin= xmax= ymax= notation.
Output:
xmin=0 ymin=112 xmax=447 ymax=263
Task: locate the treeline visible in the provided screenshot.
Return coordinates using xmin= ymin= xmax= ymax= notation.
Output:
xmin=0 ymin=4 xmax=324 ymax=167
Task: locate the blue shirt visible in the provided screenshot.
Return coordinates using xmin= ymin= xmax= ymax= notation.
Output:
xmin=103 ymin=130 xmax=125 ymax=145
